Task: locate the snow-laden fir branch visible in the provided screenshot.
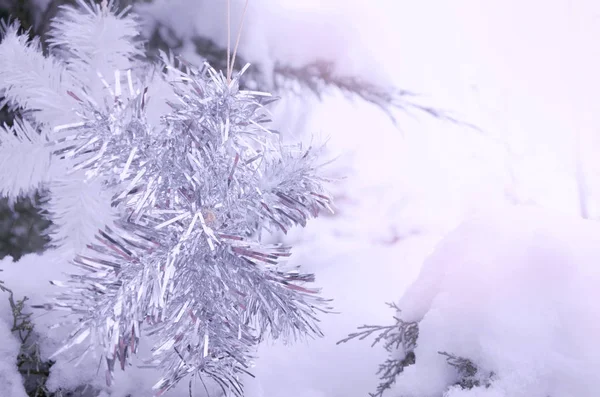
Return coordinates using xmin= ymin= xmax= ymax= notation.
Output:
xmin=0 ymin=21 xmax=75 ymax=127
xmin=146 ymin=23 xmax=459 ymax=125
xmin=0 ymin=1 xmax=148 ymax=253
xmin=338 ymin=302 xmax=419 ymax=397
xmin=46 ymin=0 xmax=144 ymax=97
xmin=0 ymin=119 xmax=53 ymax=197
xmin=2 ymin=0 xmax=462 ymax=125
xmin=340 ymin=303 xmax=498 ymax=396
xmin=271 ymin=61 xmax=461 ymax=125
xmin=438 ymin=351 xmax=495 ymax=390
xmin=44 ymin=174 xmax=117 ymax=254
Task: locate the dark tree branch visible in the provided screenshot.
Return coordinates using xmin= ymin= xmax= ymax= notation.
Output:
xmin=146 ymin=21 xmax=469 ymax=126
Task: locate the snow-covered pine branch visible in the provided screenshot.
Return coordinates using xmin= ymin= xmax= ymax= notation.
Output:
xmin=0 ymin=119 xmax=53 ymax=198
xmin=0 ymin=1 xmax=149 ymax=253
xmin=0 ymin=22 xmax=74 ymax=128
xmin=46 ymin=0 xmax=144 ymax=102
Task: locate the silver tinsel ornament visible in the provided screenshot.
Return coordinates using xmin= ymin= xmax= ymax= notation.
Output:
xmin=0 ymin=2 xmax=334 ymax=393
xmin=47 ymin=56 xmax=334 ymax=394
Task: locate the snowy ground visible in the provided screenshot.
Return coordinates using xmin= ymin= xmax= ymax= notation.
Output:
xmin=2 ymin=1 xmax=600 ymax=396
xmin=389 ymin=205 xmax=600 ymax=397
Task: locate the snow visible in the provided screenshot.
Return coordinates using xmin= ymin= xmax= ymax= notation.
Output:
xmin=7 ymin=204 xmax=600 ymax=397
xmin=0 ymin=313 xmax=28 ymax=397
xmin=376 ymin=0 xmax=600 ymax=218
xmin=390 ymin=205 xmax=600 ymax=397
xmin=243 ymin=231 xmax=440 ymax=397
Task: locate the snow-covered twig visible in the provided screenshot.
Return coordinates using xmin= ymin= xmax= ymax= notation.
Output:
xmin=337 ymin=302 xmax=418 ymax=397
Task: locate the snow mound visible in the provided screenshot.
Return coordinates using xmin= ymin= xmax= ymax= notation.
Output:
xmin=0 ymin=318 xmax=27 ymax=397
xmin=391 ymin=205 xmax=600 ymax=397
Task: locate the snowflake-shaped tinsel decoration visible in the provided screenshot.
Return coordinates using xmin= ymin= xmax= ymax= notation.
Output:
xmin=0 ymin=1 xmax=333 ymax=395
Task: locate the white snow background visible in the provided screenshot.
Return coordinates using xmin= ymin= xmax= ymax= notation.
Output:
xmin=3 ymin=0 xmax=600 ymax=396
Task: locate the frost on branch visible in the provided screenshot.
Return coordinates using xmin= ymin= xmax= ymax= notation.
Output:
xmin=1 ymin=1 xmax=334 ymax=395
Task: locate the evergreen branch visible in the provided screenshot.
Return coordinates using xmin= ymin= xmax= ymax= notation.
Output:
xmin=340 ymin=305 xmax=498 ymax=396
xmin=0 ymin=279 xmax=52 ymax=396
xmin=146 ymin=24 xmax=459 ymax=125
xmin=438 ymin=351 xmax=495 ymax=390
xmin=0 ymin=278 xmax=99 ymax=396
xmin=337 ymin=302 xmax=419 ymax=397
xmin=0 ymin=21 xmax=75 ymax=127
xmin=0 ymin=119 xmax=54 ymax=199
xmin=0 ymin=192 xmax=51 ymax=261
xmin=271 ymin=61 xmax=464 ymax=125
xmin=46 ymin=0 xmax=144 ymax=84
